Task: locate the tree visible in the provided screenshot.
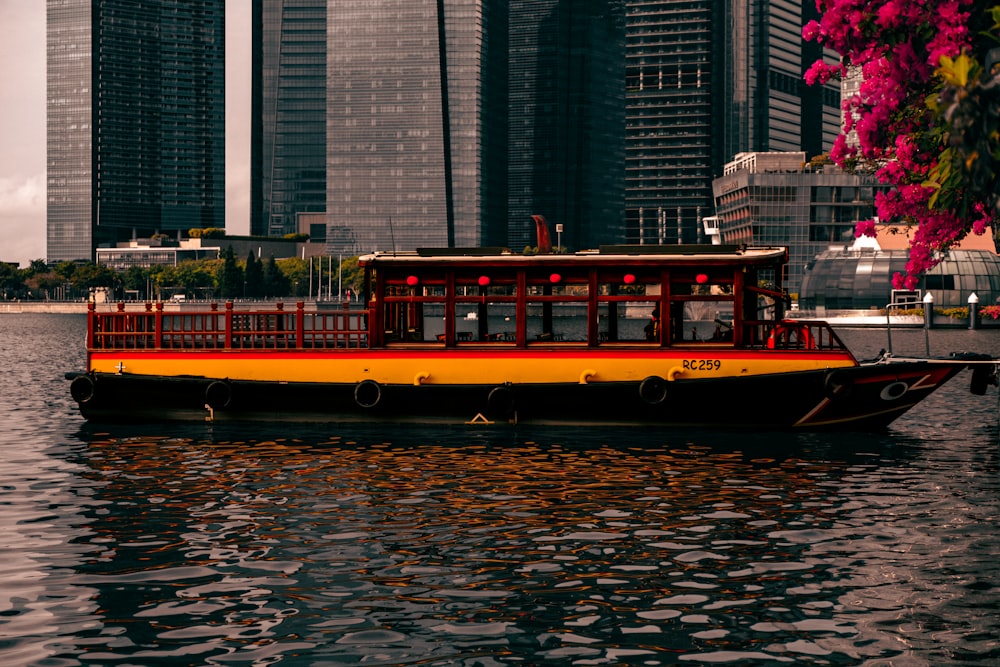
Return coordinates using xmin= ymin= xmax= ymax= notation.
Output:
xmin=263 ymin=255 xmax=291 ymax=298
xmin=804 ymin=1 xmax=1000 ymax=288
xmin=54 ymin=261 xmax=78 ymax=282
xmin=276 ymin=258 xmax=311 ymax=297
xmin=70 ymin=263 xmax=116 ymax=293
xmin=170 ymin=260 xmax=218 ymax=298
xmin=338 ymin=256 xmax=365 ymax=300
xmin=0 ymin=262 xmax=24 ymax=299
xmin=218 ymin=246 xmax=243 ymax=299
xmin=122 ymin=265 xmax=150 ymax=299
xmin=244 ymin=251 xmax=265 ymax=298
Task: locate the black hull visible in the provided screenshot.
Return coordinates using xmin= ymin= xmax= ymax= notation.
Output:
xmin=69 ymin=359 xmax=977 ymax=431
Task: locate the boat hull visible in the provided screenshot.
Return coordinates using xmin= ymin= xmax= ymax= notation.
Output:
xmin=68 ymin=358 xmax=973 ymax=430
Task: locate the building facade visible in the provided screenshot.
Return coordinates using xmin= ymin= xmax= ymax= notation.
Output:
xmin=507 ymin=0 xmax=627 ymax=251
xmin=325 ymin=0 xmax=509 ymax=255
xmin=47 ymin=0 xmax=226 ymax=264
xmin=624 ymin=0 xmax=840 ymax=246
xmin=251 ymin=0 xmax=327 ymax=239
xmin=712 ymin=152 xmax=882 ymax=296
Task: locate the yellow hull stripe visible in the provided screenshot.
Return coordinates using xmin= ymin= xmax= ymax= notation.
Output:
xmin=90 ymin=350 xmax=856 ymax=385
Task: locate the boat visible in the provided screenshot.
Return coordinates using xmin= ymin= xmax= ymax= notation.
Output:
xmin=66 ymin=245 xmax=998 ymax=429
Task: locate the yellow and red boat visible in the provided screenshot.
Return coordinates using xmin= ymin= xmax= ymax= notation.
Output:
xmin=67 ymin=245 xmax=997 ymax=429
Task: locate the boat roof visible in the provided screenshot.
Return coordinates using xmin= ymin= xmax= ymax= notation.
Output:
xmin=359 ymin=245 xmax=788 ymax=268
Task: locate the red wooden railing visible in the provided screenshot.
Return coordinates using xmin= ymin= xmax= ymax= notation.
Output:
xmin=88 ymin=302 xmax=369 ymax=351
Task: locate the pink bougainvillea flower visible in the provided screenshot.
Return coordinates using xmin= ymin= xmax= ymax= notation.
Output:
xmin=802 ymin=0 xmax=997 ymax=286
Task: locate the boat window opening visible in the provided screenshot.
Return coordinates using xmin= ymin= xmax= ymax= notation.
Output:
xmin=668 ymin=274 xmax=736 ymax=344
xmin=454 ymin=275 xmax=517 ymax=343
xmin=739 ymin=267 xmax=786 ymax=347
xmin=596 ymin=274 xmax=662 ymax=344
xmin=382 ymin=282 xmax=436 ymax=343
xmin=525 ymin=274 xmax=588 ymax=343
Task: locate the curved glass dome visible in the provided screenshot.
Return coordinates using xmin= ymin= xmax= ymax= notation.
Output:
xmin=799 ymin=248 xmax=1000 ymax=310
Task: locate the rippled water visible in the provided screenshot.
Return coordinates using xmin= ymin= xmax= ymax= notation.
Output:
xmin=1 ymin=314 xmax=999 ymax=666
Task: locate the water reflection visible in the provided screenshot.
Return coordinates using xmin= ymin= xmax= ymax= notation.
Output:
xmin=3 ymin=315 xmax=999 ymax=665
xmin=20 ymin=423 xmax=981 ymax=665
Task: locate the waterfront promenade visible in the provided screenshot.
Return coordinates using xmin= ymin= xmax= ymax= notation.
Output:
xmin=0 ymin=301 xmax=90 ymax=314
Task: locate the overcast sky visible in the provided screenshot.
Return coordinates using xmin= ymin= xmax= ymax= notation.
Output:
xmin=0 ymin=2 xmax=252 ymax=268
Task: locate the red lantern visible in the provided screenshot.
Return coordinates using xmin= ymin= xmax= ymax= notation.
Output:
xmin=550 ymin=273 xmax=561 ymax=284
xmin=406 ymin=275 xmax=419 ymax=286
xmin=696 ymin=273 xmax=709 ymax=284
xmin=478 ymin=275 xmax=491 ymax=286
xmin=623 ymin=273 xmax=636 ymax=285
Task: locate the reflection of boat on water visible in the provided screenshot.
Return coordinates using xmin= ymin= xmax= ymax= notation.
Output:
xmin=67 ymin=245 xmax=999 ymax=430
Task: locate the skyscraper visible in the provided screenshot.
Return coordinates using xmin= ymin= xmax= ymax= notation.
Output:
xmin=325 ymin=0 xmax=508 ymax=255
xmin=47 ymin=0 xmax=225 ymax=264
xmin=624 ymin=0 xmax=840 ymax=246
xmin=251 ymin=0 xmax=327 ymax=239
xmin=507 ymin=0 xmax=626 ymax=251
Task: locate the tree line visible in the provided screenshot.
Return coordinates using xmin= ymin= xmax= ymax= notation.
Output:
xmin=0 ymin=248 xmax=365 ymax=303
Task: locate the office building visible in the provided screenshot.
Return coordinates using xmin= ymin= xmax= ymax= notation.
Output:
xmin=325 ymin=0 xmax=509 ymax=255
xmin=47 ymin=0 xmax=226 ymax=263
xmin=507 ymin=0 xmax=627 ymax=251
xmin=625 ymin=0 xmax=840 ymax=246
xmin=712 ymin=152 xmax=881 ymax=296
xmin=251 ymin=0 xmax=327 ymax=239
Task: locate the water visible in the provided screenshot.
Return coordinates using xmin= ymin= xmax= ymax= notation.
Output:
xmin=2 ymin=313 xmax=999 ymax=666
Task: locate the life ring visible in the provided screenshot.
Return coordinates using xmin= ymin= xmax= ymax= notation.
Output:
xmin=638 ymin=375 xmax=668 ymax=405
xmin=823 ymin=369 xmax=853 ymax=400
xmin=487 ymin=385 xmax=516 ymax=418
xmin=798 ymin=326 xmax=816 ymax=349
xmin=205 ymin=380 xmax=233 ymax=409
xmin=354 ymin=379 xmax=382 ymax=409
xmin=70 ymin=375 xmax=96 ymax=404
xmin=768 ymin=323 xmax=816 ymax=349
xmin=879 ymin=381 xmax=909 ymax=401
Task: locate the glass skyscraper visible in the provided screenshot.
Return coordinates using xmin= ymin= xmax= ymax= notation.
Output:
xmin=47 ymin=0 xmax=225 ymax=263
xmin=325 ymin=0 xmax=508 ymax=254
xmin=507 ymin=0 xmax=626 ymax=251
xmin=251 ymin=0 xmax=328 ymax=239
xmin=625 ymin=0 xmax=840 ymax=246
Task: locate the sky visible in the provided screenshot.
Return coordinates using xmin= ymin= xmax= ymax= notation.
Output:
xmin=0 ymin=2 xmax=252 ymax=268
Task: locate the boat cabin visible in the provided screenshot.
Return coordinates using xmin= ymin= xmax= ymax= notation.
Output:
xmin=362 ymin=245 xmax=796 ymax=349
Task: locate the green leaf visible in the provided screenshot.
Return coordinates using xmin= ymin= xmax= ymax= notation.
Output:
xmin=937 ymin=54 xmax=973 ymax=87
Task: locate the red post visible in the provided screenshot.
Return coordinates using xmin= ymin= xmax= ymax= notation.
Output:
xmin=296 ymin=301 xmax=305 ymax=349
xmin=225 ymin=301 xmax=233 ymax=350
xmin=86 ymin=301 xmax=95 ymax=349
xmin=155 ymin=302 xmax=164 ymax=349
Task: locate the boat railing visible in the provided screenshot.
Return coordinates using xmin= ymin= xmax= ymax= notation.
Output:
xmin=749 ymin=319 xmax=850 ymax=352
xmin=883 ymin=300 xmax=930 ymax=357
xmin=88 ymin=301 xmax=369 ymax=351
